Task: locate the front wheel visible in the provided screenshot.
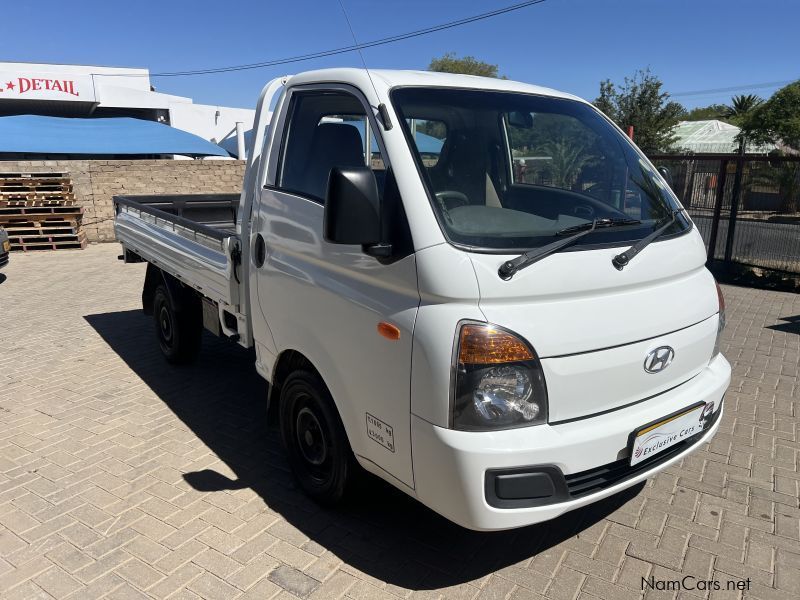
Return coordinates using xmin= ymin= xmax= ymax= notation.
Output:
xmin=279 ymin=371 xmax=354 ymax=505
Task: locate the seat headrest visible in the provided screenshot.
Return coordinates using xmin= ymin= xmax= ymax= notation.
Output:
xmin=302 ymin=123 xmax=365 ymax=200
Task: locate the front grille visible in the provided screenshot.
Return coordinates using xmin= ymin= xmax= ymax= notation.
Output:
xmin=564 ymin=406 xmax=721 ymax=498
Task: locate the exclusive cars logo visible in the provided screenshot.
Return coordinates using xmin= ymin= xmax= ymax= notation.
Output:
xmin=0 ymin=77 xmax=80 ymax=97
xmin=644 ymin=346 xmax=674 ymax=373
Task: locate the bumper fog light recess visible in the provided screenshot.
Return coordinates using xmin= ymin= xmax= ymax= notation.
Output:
xmin=485 ymin=466 xmax=569 ymax=509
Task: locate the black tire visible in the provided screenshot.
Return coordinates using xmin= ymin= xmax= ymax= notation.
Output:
xmin=279 ymin=370 xmax=354 ymax=505
xmin=152 ymin=284 xmax=201 ymax=365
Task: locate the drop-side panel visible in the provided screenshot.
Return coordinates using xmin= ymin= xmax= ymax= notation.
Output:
xmin=114 ymin=208 xmax=238 ymax=307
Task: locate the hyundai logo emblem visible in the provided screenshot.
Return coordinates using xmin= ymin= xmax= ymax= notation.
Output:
xmin=644 ymin=346 xmax=675 ymax=373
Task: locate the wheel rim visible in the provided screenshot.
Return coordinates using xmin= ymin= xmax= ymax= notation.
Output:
xmin=296 ymin=406 xmax=328 ymax=467
xmin=159 ymin=305 xmax=174 ymax=347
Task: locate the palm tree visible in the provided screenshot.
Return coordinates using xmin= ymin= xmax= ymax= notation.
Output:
xmin=538 ymin=137 xmax=597 ymax=189
xmin=726 ymin=94 xmax=764 ymax=154
xmin=724 ymin=94 xmax=764 ymax=123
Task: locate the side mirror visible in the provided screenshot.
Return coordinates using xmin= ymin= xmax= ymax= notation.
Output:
xmin=657 ymin=166 xmax=674 ymax=189
xmin=324 ymin=167 xmax=390 ymax=256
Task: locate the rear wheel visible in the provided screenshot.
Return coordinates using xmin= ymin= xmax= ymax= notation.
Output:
xmin=279 ymin=370 xmax=354 ymax=505
xmin=152 ymin=284 xmax=201 ymax=364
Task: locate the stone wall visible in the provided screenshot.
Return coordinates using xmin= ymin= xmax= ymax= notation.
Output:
xmin=0 ymin=160 xmax=246 ymax=242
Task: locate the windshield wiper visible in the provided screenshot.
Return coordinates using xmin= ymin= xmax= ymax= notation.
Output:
xmin=612 ymin=209 xmax=683 ymax=271
xmin=499 ymin=220 xmax=599 ymax=280
xmin=498 ymin=217 xmax=644 ymax=280
xmin=556 ymin=217 xmax=641 ymax=235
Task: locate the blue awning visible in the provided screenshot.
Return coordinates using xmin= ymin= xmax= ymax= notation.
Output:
xmin=0 ymin=115 xmax=230 ymax=157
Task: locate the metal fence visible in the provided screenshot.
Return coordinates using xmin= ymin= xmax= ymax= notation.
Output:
xmin=650 ymin=153 xmax=800 ymax=275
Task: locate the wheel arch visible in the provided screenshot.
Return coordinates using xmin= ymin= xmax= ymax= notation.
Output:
xmin=268 ymin=349 xmax=316 ymax=424
xmin=142 ymin=263 xmax=195 ymax=315
xmin=268 ymin=349 xmax=355 ymax=455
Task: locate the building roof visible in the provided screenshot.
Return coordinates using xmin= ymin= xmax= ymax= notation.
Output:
xmin=0 ymin=115 xmax=230 ymax=157
xmin=672 ymin=119 xmax=775 ymax=154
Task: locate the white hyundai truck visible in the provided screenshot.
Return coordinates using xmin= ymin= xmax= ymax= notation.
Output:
xmin=114 ymin=69 xmax=730 ymax=531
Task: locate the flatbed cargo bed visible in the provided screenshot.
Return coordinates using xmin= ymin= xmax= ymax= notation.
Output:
xmin=113 ymin=193 xmax=242 ymax=310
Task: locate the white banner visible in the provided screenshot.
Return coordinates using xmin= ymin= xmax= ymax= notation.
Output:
xmin=0 ymin=70 xmax=96 ymax=102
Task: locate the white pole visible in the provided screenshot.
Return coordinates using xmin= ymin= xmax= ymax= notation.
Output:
xmin=235 ymin=121 xmax=246 ymax=160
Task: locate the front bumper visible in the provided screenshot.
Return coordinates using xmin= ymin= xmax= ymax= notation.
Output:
xmin=411 ymin=355 xmax=730 ymax=531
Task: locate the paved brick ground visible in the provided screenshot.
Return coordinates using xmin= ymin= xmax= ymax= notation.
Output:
xmin=0 ymin=244 xmax=798 ymax=600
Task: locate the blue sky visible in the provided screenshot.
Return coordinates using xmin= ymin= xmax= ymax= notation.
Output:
xmin=3 ymin=0 xmax=797 ymax=110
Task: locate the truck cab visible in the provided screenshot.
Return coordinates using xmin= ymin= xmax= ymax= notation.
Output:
xmin=115 ymin=69 xmax=730 ymax=531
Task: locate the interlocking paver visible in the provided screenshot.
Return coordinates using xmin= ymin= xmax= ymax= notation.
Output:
xmin=1 ymin=244 xmax=798 ymax=599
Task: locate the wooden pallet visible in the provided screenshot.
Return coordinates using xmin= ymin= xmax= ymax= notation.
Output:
xmin=0 ymin=172 xmax=70 ymax=179
xmin=3 ymin=216 xmax=79 ymax=225
xmin=3 ymin=221 xmax=80 ymax=237
xmin=0 ymin=173 xmax=85 ymax=251
xmin=0 ymin=205 xmax=84 ymax=217
xmin=0 ymin=173 xmax=75 ymax=207
xmin=0 ymin=183 xmax=73 ymax=191
xmin=0 ymin=197 xmax=77 ymax=207
xmin=9 ymin=238 xmax=88 ymax=251
xmin=8 ymin=229 xmax=87 ymax=252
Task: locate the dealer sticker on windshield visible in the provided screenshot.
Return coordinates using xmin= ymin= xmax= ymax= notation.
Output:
xmin=630 ymin=403 xmax=707 ymax=466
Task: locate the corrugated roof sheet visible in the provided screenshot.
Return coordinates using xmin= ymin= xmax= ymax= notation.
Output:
xmin=672 ymin=119 xmax=774 ymax=154
xmin=0 ymin=115 xmax=230 ymax=157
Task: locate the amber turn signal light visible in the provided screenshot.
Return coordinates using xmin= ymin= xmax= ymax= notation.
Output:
xmin=377 ymin=321 xmax=401 ymax=340
xmin=458 ymin=324 xmax=534 ymax=365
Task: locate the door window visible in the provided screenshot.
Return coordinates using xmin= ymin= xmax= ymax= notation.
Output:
xmin=278 ymin=92 xmax=385 ymax=203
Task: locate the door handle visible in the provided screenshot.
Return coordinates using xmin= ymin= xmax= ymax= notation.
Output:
xmin=253 ymin=233 xmax=267 ymax=267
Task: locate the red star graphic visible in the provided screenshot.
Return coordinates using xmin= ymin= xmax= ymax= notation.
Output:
xmin=6 ymin=81 xmax=14 ymax=90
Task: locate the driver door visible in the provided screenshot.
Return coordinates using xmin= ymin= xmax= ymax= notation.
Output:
xmin=253 ymin=85 xmax=420 ymax=489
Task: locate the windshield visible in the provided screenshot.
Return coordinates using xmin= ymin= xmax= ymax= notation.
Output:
xmin=391 ymin=87 xmax=690 ymax=251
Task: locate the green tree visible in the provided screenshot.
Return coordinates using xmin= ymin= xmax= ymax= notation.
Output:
xmin=683 ymin=103 xmax=729 ymax=121
xmin=428 ymin=53 xmax=503 ymax=78
xmin=593 ymin=68 xmax=686 ymax=154
xmin=739 ymin=81 xmax=800 ymax=152
xmin=537 ymin=137 xmax=597 ymax=189
xmin=723 ymin=94 xmax=764 ymax=125
xmin=739 ymin=81 xmax=800 ymax=213
xmin=748 ymin=162 xmax=800 ymax=214
xmin=722 ymin=94 xmax=764 ymax=155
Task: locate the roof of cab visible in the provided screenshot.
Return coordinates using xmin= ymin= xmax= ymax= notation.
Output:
xmin=285 ymin=68 xmax=584 ymax=103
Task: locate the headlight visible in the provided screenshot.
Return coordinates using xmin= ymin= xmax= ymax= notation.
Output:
xmin=452 ymin=322 xmax=548 ymax=431
xmin=711 ymin=280 xmax=726 ymax=360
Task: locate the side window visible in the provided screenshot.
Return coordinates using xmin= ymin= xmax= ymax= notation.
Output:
xmin=321 ymin=115 xmax=386 ymax=171
xmin=405 ymin=118 xmax=446 ymax=167
xmin=278 ymin=92 xmax=385 ymax=203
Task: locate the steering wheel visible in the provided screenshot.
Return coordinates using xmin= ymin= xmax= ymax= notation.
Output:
xmin=436 ymin=190 xmax=470 ymax=211
xmin=434 ymin=191 xmax=469 ymax=226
